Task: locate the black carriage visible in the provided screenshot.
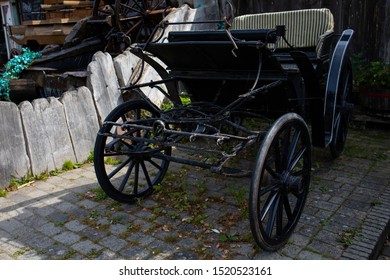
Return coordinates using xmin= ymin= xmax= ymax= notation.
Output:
xmin=93 ymin=6 xmax=354 ymax=251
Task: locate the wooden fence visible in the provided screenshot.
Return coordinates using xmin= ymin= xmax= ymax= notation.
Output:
xmin=230 ymin=0 xmax=390 ymax=63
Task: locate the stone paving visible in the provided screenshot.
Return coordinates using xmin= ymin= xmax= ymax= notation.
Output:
xmin=0 ymin=125 xmax=389 ymax=260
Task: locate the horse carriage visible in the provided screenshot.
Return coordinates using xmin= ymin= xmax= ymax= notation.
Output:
xmin=93 ymin=4 xmax=354 ymax=251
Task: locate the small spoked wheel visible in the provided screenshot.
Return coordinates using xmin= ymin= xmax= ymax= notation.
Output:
xmin=330 ymin=60 xmax=353 ymax=158
xmin=94 ymin=100 xmax=171 ymax=203
xmin=249 ymin=113 xmax=311 ymax=251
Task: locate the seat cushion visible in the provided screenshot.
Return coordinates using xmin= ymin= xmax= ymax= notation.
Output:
xmin=231 ymin=8 xmax=334 ymax=49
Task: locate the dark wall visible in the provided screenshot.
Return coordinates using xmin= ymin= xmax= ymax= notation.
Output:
xmin=230 ymin=0 xmax=390 ymax=63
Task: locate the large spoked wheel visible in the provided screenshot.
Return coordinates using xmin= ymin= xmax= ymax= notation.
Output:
xmin=249 ymin=113 xmax=311 ymax=251
xmin=92 ymin=0 xmax=177 ymax=52
xmin=115 ymin=0 xmax=176 ymax=43
xmin=94 ymin=100 xmax=171 ymax=203
xmin=329 ymin=60 xmax=353 ymax=158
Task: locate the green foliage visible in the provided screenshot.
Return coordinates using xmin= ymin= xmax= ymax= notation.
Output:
xmin=160 ymin=93 xmax=191 ymax=111
xmin=180 ymin=94 xmax=191 ymax=106
xmin=0 ymin=48 xmax=42 ymax=101
xmin=85 ymin=151 xmax=94 ymax=163
xmin=160 ymin=99 xmax=174 ymax=111
xmin=9 ymin=173 xmax=35 ymax=189
xmin=352 ymin=54 xmax=390 ymax=89
xmin=0 ymin=189 xmax=7 ymax=197
xmin=91 ymin=188 xmax=108 ymax=201
xmin=62 ymin=160 xmax=76 ymax=171
xmin=319 ymin=185 xmax=329 ymax=192
xmin=370 ymin=199 xmax=382 ymax=206
xmin=219 ymin=233 xmax=239 ymax=242
xmin=337 ymin=227 xmax=361 ymax=247
xmin=104 ymin=157 xmax=122 ymax=165
xmin=49 ymin=169 xmax=61 ymax=176
xmin=227 ymin=185 xmax=247 ymax=207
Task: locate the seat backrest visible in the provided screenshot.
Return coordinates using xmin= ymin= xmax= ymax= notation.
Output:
xmin=231 ymin=8 xmax=334 ymax=50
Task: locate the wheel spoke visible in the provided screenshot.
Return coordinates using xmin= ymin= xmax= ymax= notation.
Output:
xmin=259 ymin=182 xmax=280 ymax=196
xmin=288 ymin=146 xmax=307 ymax=172
xmin=265 ymin=193 xmax=281 ymax=236
xmin=153 ymin=0 xmax=166 ymax=10
xmin=283 ymin=193 xmax=293 ymax=221
xmin=273 ymin=141 xmax=282 ymax=173
xmin=122 ymin=15 xmax=144 ymax=22
xmin=103 ymin=151 xmax=129 ymax=157
xmin=260 ymin=191 xmax=278 ymax=222
xmin=333 ymin=113 xmax=341 ymax=145
xmin=264 ymin=163 xmax=280 ymax=180
xmin=107 ymin=157 xmax=132 ymax=179
xmin=135 ymin=108 xmax=141 ymax=137
xmin=118 ymin=160 xmax=135 ymax=192
xmin=140 ymin=161 xmax=153 ymax=188
xmin=133 ymin=161 xmax=140 ymax=195
xmin=125 ymin=19 xmax=143 ymax=35
xmin=287 ymin=129 xmax=301 ymax=168
xmin=147 ymin=158 xmax=164 ymax=171
xmin=281 ymin=126 xmax=292 ymax=168
xmin=291 ymin=169 xmax=305 ymax=177
xmin=124 ymin=5 xmax=143 ymax=15
xmin=122 ymin=1 xmax=143 ymax=15
xmin=276 ymin=195 xmax=284 ymax=236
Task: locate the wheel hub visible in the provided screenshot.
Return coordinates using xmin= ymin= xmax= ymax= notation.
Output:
xmin=130 ymin=144 xmax=152 ymax=159
xmin=281 ymin=171 xmax=303 ymax=194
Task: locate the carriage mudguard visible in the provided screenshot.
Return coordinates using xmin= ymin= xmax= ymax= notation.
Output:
xmin=323 ymin=29 xmax=354 ymax=147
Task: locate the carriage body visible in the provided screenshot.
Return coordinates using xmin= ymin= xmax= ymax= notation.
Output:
xmin=93 ymin=7 xmax=354 ymax=251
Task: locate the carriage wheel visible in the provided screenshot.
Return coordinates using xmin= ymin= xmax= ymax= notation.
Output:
xmin=329 ymin=60 xmax=353 ymax=159
xmin=94 ymin=100 xmax=171 ymax=203
xmin=115 ymin=0 xmax=176 ymax=43
xmin=249 ymin=113 xmax=311 ymax=251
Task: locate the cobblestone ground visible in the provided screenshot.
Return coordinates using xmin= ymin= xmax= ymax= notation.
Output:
xmin=0 ymin=125 xmax=389 ymax=260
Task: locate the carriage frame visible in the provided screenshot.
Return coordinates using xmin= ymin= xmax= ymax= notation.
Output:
xmin=93 ymin=6 xmax=354 ymax=251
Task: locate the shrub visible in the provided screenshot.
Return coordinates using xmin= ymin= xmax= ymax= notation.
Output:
xmin=352 ymin=54 xmax=390 ymax=89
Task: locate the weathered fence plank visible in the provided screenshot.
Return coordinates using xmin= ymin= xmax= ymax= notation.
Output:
xmin=0 ymin=102 xmax=31 ymax=188
xmin=61 ymin=86 xmax=100 ymax=163
xmin=20 ymin=98 xmax=76 ymax=175
xmin=113 ymin=50 xmax=141 ymax=88
xmin=87 ymin=51 xmax=123 ymax=124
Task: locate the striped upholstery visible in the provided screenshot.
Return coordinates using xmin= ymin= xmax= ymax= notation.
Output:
xmin=231 ymin=8 xmax=334 ymax=50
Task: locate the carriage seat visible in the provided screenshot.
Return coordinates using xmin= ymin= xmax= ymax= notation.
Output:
xmin=231 ymin=8 xmax=334 ymax=57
